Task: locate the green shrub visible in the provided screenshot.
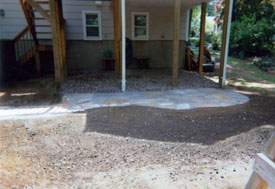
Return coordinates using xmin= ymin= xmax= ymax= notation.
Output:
xmin=253 ymin=56 xmax=275 ymax=71
xmin=189 ymin=37 xmax=200 ymax=47
xmin=230 ymin=15 xmax=275 ymax=57
xmin=212 ymin=31 xmax=222 ymax=50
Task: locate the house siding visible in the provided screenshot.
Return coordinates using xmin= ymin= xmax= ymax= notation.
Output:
xmin=0 ymin=0 xmax=189 ymax=72
xmin=0 ymin=0 xmax=189 ymax=41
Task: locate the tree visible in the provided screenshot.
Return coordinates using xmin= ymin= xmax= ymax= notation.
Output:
xmin=215 ymin=0 xmax=275 ymax=57
xmin=190 ymin=5 xmax=201 ymax=37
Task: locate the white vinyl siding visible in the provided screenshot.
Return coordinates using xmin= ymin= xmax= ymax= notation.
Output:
xmin=0 ymin=0 xmax=190 ymax=41
xmin=63 ymin=0 xmax=113 ymax=40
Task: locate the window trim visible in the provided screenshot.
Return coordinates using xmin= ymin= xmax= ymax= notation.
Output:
xmin=131 ymin=12 xmax=149 ymax=41
xmin=82 ymin=11 xmax=102 ymax=40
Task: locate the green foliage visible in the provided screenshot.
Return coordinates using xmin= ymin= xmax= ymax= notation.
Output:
xmin=190 ymin=6 xmax=201 ymax=37
xmin=190 ymin=5 xmax=215 ymax=44
xmin=253 ymin=56 xmax=275 ymax=71
xmin=212 ymin=31 xmax=222 ymax=50
xmin=205 ymin=20 xmax=214 ymax=44
xmin=215 ymin=0 xmax=275 ymax=57
xmin=207 ymin=1 xmax=216 ymax=16
xmin=189 ymin=37 xmax=200 ymax=47
xmin=230 ymin=15 xmax=275 ymax=57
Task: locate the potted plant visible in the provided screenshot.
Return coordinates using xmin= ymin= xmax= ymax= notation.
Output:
xmin=102 ymin=50 xmax=115 ymax=71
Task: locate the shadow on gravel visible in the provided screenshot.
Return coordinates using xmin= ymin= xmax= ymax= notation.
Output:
xmin=84 ymin=93 xmax=275 ymax=145
xmin=0 ymin=77 xmax=62 ymax=107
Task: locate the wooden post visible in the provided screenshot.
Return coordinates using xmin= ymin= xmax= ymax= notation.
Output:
xmin=219 ymin=0 xmax=234 ymax=87
xmin=172 ymin=0 xmax=181 ymax=87
xmin=58 ymin=0 xmax=67 ymax=77
xmin=246 ymin=133 xmax=275 ymax=189
xmin=198 ymin=2 xmax=207 ymax=75
xmin=49 ymin=0 xmax=65 ymax=87
xmin=113 ymin=0 xmax=120 ymax=75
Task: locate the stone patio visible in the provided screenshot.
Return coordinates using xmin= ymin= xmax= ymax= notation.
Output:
xmin=0 ymin=88 xmax=249 ymax=119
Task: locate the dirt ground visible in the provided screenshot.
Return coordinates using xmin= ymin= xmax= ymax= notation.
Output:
xmin=0 ymin=91 xmax=274 ymax=188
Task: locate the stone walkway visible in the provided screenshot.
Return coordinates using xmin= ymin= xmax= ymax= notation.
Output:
xmin=0 ymin=88 xmax=249 ymax=119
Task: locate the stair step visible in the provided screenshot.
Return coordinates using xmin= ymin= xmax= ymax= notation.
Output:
xmin=35 ymin=24 xmax=51 ymax=27
xmin=37 ymin=32 xmax=52 ymax=34
xmin=36 ymin=1 xmax=49 ymax=4
xmin=35 ymin=17 xmax=46 ymax=20
xmin=33 ymin=9 xmax=50 ymax=12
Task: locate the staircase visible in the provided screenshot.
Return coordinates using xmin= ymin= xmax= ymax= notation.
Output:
xmin=14 ymin=0 xmax=66 ymax=82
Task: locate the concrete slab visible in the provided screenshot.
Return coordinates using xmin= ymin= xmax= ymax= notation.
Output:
xmin=0 ymin=88 xmax=249 ymax=119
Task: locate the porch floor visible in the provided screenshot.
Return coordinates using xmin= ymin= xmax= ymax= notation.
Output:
xmin=62 ymin=69 xmax=218 ymax=93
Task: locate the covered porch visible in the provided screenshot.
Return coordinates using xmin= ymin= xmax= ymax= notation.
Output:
xmin=12 ymin=0 xmax=234 ymax=92
xmin=112 ymin=0 xmax=234 ymax=91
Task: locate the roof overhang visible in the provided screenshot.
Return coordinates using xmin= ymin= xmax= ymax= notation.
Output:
xmin=125 ymin=0 xmax=214 ymax=9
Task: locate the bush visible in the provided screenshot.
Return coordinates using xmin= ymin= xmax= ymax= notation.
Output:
xmin=212 ymin=31 xmax=222 ymax=50
xmin=230 ymin=15 xmax=275 ymax=57
xmin=253 ymin=56 xmax=275 ymax=71
xmin=189 ymin=37 xmax=200 ymax=47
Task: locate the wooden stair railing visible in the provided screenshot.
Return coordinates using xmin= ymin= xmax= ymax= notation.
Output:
xmin=14 ymin=26 xmax=36 ymax=65
xmin=14 ymin=0 xmax=67 ymax=84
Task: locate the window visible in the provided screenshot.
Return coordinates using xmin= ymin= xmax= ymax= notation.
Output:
xmin=132 ymin=12 xmax=149 ymax=40
xmin=82 ymin=11 xmax=102 ymax=40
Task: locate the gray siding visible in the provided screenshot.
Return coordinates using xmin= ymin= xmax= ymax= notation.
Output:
xmin=0 ymin=0 xmax=26 ymax=39
xmin=0 ymin=0 xmax=189 ymax=41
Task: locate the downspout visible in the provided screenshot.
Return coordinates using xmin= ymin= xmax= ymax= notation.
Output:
xmin=121 ymin=0 xmax=126 ymax=92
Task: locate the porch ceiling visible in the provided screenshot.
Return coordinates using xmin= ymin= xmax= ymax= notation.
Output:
xmin=125 ymin=0 xmax=214 ymax=9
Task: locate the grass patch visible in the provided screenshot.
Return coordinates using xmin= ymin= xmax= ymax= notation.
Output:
xmin=227 ymin=57 xmax=275 ymax=84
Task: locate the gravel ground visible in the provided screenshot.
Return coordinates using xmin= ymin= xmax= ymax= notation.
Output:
xmin=62 ymin=69 xmax=218 ymax=93
xmin=0 ymin=69 xmax=218 ymax=107
xmin=0 ymin=93 xmax=274 ymax=188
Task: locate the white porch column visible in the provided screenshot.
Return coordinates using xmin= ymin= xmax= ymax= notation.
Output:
xmin=219 ymin=0 xmax=234 ymax=87
xmin=185 ymin=9 xmax=190 ymax=41
xmin=121 ymin=0 xmax=126 ymax=92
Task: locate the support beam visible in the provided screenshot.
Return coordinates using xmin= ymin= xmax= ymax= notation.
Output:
xmin=198 ymin=2 xmax=207 ymax=75
xmin=26 ymin=0 xmax=51 ymax=23
xmin=121 ymin=0 xmax=126 ymax=92
xmin=58 ymin=0 xmax=67 ymax=77
xmin=49 ymin=0 xmax=66 ymax=87
xmin=172 ymin=0 xmax=181 ymax=87
xmin=113 ymin=0 xmax=120 ymax=75
xmin=219 ymin=0 xmax=234 ymax=87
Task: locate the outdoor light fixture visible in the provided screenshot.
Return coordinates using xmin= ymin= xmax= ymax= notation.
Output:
xmin=0 ymin=9 xmax=4 ymax=17
xmin=95 ymin=1 xmax=103 ymax=7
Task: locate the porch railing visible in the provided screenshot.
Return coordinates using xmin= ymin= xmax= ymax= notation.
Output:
xmin=14 ymin=26 xmax=36 ymax=64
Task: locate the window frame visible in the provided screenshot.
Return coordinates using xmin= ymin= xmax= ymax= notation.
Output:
xmin=82 ymin=11 xmax=102 ymax=40
xmin=131 ymin=12 xmax=149 ymax=41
